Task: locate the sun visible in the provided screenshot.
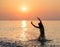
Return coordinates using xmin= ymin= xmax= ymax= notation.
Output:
xmin=18 ymin=5 xmax=30 ymax=13
xmin=21 ymin=6 xmax=27 ymax=12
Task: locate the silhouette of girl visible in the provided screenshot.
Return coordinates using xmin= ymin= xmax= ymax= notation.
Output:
xmin=31 ymin=17 xmax=45 ymax=45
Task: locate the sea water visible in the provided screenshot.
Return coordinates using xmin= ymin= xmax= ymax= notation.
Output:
xmin=0 ymin=20 xmax=60 ymax=47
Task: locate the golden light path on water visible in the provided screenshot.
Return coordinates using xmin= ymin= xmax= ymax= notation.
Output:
xmin=21 ymin=20 xmax=26 ymax=28
xmin=20 ymin=20 xmax=28 ymax=41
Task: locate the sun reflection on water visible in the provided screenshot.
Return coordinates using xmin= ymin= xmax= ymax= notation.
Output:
xmin=21 ymin=20 xmax=26 ymax=28
xmin=19 ymin=20 xmax=28 ymax=41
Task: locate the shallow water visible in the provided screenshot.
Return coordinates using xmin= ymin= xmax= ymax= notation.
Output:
xmin=0 ymin=20 xmax=60 ymax=47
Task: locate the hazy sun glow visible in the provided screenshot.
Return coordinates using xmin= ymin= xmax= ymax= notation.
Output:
xmin=21 ymin=6 xmax=27 ymax=12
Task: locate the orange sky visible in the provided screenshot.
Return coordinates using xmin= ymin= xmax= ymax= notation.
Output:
xmin=0 ymin=0 xmax=60 ymax=20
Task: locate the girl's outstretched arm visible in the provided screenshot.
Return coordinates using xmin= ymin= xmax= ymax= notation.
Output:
xmin=37 ymin=17 xmax=42 ymax=23
xmin=31 ymin=21 xmax=39 ymax=28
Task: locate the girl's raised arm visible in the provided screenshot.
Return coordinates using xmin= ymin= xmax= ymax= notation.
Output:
xmin=31 ymin=21 xmax=39 ymax=28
